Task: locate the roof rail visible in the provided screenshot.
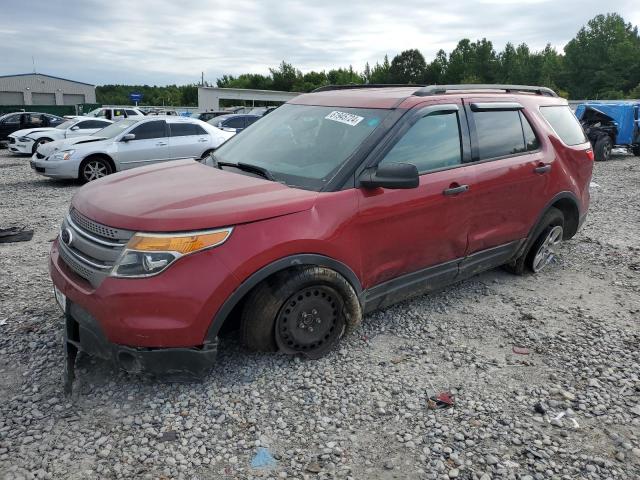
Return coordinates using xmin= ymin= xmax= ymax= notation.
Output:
xmin=414 ymin=84 xmax=558 ymax=97
xmin=312 ymin=84 xmax=424 ymax=93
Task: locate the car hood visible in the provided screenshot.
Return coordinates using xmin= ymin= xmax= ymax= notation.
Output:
xmin=38 ymin=135 xmax=110 ymax=156
xmin=9 ymin=127 xmax=56 ymax=138
xmin=71 ymin=160 xmax=319 ymax=232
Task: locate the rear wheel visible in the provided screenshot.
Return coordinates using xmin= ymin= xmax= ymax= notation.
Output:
xmin=505 ymin=208 xmax=564 ymax=275
xmin=32 ymin=137 xmax=52 ymax=155
xmin=594 ymin=136 xmax=612 ymax=161
xmin=240 ymin=267 xmax=362 ymax=359
xmin=632 ymin=145 xmax=640 ymax=157
xmin=80 ymin=157 xmax=112 ymax=183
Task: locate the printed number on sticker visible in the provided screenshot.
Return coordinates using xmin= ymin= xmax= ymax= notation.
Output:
xmin=325 ymin=111 xmax=364 ymax=127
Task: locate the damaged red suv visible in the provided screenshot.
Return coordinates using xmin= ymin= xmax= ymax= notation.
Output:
xmin=50 ymin=84 xmax=593 ymax=385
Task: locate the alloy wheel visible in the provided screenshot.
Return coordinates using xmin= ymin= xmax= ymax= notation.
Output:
xmin=83 ymin=161 xmax=108 ymax=181
xmin=532 ymin=225 xmax=563 ymax=272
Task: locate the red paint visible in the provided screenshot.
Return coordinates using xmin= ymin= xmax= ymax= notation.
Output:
xmin=51 ymin=88 xmax=593 ymax=349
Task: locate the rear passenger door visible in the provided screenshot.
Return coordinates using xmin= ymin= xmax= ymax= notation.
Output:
xmin=168 ymin=122 xmax=210 ymax=159
xmin=463 ymin=99 xmax=551 ymax=261
xmin=116 ymin=120 xmax=170 ymax=170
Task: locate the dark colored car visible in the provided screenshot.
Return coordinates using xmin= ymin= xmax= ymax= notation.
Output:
xmin=50 ymin=84 xmax=593 ymax=386
xmin=192 ymin=111 xmax=228 ymax=122
xmin=575 ymin=102 xmax=640 ymax=160
xmin=207 ymin=114 xmax=260 ymax=133
xmin=0 ymin=112 xmax=64 ymax=144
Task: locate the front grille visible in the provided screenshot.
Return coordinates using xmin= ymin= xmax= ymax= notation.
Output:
xmin=58 ymin=211 xmax=133 ymax=287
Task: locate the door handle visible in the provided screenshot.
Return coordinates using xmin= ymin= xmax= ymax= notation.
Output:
xmin=443 ymin=184 xmax=469 ymax=196
xmin=534 ymin=164 xmax=551 ymax=174
xmin=156 ymin=142 xmax=167 ymax=146
xmin=198 ymin=138 xmax=208 ymax=142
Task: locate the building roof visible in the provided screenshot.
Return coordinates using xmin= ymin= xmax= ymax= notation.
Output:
xmin=0 ymin=73 xmax=95 ymax=87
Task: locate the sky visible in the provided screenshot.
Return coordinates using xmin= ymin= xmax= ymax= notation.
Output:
xmin=1 ymin=0 xmax=639 ymax=86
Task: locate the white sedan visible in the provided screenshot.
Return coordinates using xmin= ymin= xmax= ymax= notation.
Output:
xmin=8 ymin=117 xmax=113 ymax=155
xmin=30 ymin=116 xmax=234 ymax=182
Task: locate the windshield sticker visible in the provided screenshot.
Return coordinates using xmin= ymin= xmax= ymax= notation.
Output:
xmin=325 ymin=111 xmax=364 ymax=127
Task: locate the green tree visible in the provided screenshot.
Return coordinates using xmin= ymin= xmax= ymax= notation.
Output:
xmin=270 ymin=61 xmax=301 ymax=91
xmin=564 ymin=13 xmax=640 ymax=98
xmin=389 ymin=49 xmax=427 ymax=84
xmin=369 ymin=55 xmax=392 ymax=83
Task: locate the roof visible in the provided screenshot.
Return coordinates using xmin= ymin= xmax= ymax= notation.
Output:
xmin=290 ymin=85 xmax=566 ymax=109
xmin=0 ymin=73 xmax=95 ymax=87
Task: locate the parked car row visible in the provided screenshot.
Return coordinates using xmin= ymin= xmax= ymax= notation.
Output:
xmin=0 ymin=111 xmax=65 ymax=144
xmin=29 ymin=116 xmax=233 ymax=182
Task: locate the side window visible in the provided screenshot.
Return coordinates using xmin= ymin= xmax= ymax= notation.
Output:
xmin=225 ymin=117 xmax=245 ymax=129
xmin=3 ymin=114 xmax=20 ymax=125
xmin=169 ymin=123 xmax=198 ymax=137
xmin=31 ymin=114 xmax=46 ymax=125
xmin=77 ymin=120 xmax=109 ymax=129
xmin=539 ymin=106 xmax=587 ymax=146
xmin=125 ymin=110 xmax=138 ymax=116
xmin=130 ymin=121 xmax=167 ymax=140
xmin=246 ymin=116 xmax=259 ymax=127
xmin=474 ymin=110 xmax=527 ymax=160
xmin=95 ymin=109 xmax=107 ymax=118
xmin=194 ymin=124 xmax=208 ymax=135
xmin=520 ymin=112 xmax=539 ymax=151
xmin=380 ymin=111 xmax=462 ymax=173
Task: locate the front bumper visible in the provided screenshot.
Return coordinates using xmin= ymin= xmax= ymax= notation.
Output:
xmin=8 ymin=139 xmax=33 ymax=154
xmin=64 ymin=301 xmax=217 ymax=379
xmin=30 ymin=153 xmax=79 ymax=179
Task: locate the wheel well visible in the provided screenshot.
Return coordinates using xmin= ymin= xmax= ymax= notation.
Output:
xmin=208 ymin=258 xmax=362 ymax=341
xmin=79 ymin=154 xmax=116 ymax=176
xmin=551 ymin=197 xmax=579 ymax=239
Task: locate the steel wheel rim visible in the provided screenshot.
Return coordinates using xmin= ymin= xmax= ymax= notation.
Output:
xmin=532 ymin=225 xmax=563 ymax=272
xmin=276 ymin=286 xmax=343 ymax=354
xmin=604 ymin=143 xmax=611 ymax=159
xmin=84 ymin=161 xmax=108 ymax=181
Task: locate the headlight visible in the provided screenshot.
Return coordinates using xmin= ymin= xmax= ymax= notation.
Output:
xmin=18 ymin=136 xmax=32 ymax=142
xmin=111 ymin=227 xmax=233 ymax=278
xmin=52 ymin=149 xmax=75 ymax=161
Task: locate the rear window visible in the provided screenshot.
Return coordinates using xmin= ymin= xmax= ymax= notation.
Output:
xmin=540 ymin=106 xmax=587 ymax=146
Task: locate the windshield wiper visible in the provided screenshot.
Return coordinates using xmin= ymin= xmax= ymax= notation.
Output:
xmin=216 ymin=161 xmax=275 ymax=181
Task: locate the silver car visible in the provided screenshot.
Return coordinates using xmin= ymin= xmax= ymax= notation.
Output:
xmin=30 ymin=117 xmax=234 ymax=182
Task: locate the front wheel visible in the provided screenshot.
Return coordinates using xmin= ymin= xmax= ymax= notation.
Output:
xmin=240 ymin=267 xmax=362 ymax=359
xmin=594 ymin=136 xmax=612 ymax=161
xmin=80 ymin=157 xmax=112 ymax=183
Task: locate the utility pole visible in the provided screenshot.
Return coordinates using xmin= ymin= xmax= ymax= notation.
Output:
xmin=201 ymin=72 xmax=204 ymax=86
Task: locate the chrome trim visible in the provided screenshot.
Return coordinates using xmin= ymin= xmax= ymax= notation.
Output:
xmin=58 ymin=239 xmax=113 ymax=270
xmin=66 ymin=215 xmax=123 ymax=247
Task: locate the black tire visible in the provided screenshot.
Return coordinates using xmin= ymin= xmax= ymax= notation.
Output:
xmin=79 ymin=157 xmax=113 ymax=183
xmin=32 ymin=137 xmax=52 ymax=155
xmin=505 ymin=208 xmax=564 ymax=275
xmin=632 ymin=145 xmax=640 ymax=157
xmin=240 ymin=266 xmax=362 ymax=358
xmin=594 ymin=136 xmax=612 ymax=161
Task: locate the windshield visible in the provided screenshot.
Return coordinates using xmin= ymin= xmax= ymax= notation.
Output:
xmin=213 ymin=104 xmax=390 ymax=190
xmin=56 ymin=120 xmax=76 ymax=130
xmin=91 ymin=119 xmax=138 ymax=138
xmin=85 ymin=108 xmax=104 ymax=117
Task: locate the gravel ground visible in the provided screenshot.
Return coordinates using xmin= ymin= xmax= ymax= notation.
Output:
xmin=0 ymin=148 xmax=639 ymax=480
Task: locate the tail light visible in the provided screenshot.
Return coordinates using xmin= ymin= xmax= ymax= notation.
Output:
xmin=585 ymin=149 xmax=594 ymax=161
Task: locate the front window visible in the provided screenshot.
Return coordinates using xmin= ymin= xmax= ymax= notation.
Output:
xmin=86 ymin=108 xmax=105 ymax=118
xmin=91 ymin=119 xmax=138 ymax=138
xmin=213 ymin=104 xmax=390 ymax=190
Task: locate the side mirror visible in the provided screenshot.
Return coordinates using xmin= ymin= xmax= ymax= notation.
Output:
xmin=359 ymin=162 xmax=419 ymax=189
xmin=122 ymin=133 xmax=136 ymax=142
xmin=70 ymin=126 xmax=80 ymax=131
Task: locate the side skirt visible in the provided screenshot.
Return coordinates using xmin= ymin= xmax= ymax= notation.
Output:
xmin=362 ymin=240 xmax=523 ymax=313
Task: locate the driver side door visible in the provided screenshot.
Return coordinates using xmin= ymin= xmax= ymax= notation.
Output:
xmin=356 ymin=102 xmax=475 ymax=306
xmin=115 ymin=120 xmax=170 ymax=170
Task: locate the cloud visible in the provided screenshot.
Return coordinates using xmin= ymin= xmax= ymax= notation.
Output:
xmin=0 ymin=0 xmax=638 ymax=85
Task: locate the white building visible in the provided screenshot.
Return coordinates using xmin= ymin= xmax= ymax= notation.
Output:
xmin=0 ymin=73 xmax=96 ymax=106
xmin=198 ymin=87 xmax=299 ymax=110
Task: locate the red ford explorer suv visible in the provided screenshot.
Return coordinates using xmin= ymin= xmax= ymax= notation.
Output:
xmin=51 ymin=84 xmax=593 ymax=387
